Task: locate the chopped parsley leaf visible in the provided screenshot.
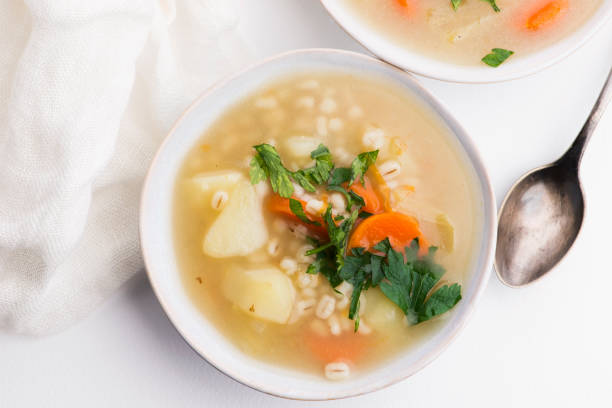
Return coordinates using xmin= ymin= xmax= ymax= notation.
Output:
xmin=482 ymin=48 xmax=514 ymax=67
xmin=250 ymin=143 xmax=334 ymax=197
xmin=328 ymin=167 xmax=352 ymax=186
xmin=294 ymin=144 xmax=334 ymax=188
xmin=350 ymin=150 xmax=379 ymax=185
xmin=481 ymin=0 xmax=500 ymax=12
xmin=252 ymin=144 xmax=294 ymax=198
xmin=249 ymin=154 xmax=267 ymax=185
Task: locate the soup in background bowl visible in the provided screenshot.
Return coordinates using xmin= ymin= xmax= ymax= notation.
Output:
xmin=140 ymin=49 xmax=496 ymax=400
xmin=321 ymin=0 xmax=612 ymax=82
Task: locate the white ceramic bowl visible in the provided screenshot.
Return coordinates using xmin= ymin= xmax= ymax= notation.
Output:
xmin=320 ymin=0 xmax=612 ymax=83
xmin=140 ymin=49 xmax=497 ymax=400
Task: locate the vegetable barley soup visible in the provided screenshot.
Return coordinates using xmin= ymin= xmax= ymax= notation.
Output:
xmin=341 ymin=0 xmax=602 ymax=66
xmin=173 ymin=73 xmax=483 ymax=380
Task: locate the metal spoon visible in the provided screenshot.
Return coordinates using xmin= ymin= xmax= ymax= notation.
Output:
xmin=495 ymin=67 xmax=612 ymax=288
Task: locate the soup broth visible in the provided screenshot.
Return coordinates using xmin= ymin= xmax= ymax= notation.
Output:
xmin=341 ymin=0 xmax=602 ymax=66
xmin=173 ymin=73 xmax=482 ymax=379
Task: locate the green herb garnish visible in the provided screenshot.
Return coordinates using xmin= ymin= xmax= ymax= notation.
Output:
xmin=306 ymin=243 xmax=343 ymax=286
xmin=481 ymin=48 xmax=514 ymax=67
xmin=358 ymin=211 xmax=374 ymax=220
xmin=249 ymin=154 xmax=268 ymax=185
xmin=324 ymin=205 xmax=359 ymax=263
xmin=328 ymin=167 xmax=352 ymax=186
xmin=341 ymin=239 xmax=461 ymax=328
xmin=294 ymin=144 xmax=334 ymax=187
xmin=481 ymin=0 xmax=500 ymax=12
xmin=252 ymin=144 xmax=295 ymax=198
xmin=249 ymin=142 xmax=462 ymax=332
xmin=452 ymin=0 xmax=499 ymax=12
xmin=350 ymin=150 xmax=378 ymax=185
xmin=250 ymin=143 xmax=335 ymax=198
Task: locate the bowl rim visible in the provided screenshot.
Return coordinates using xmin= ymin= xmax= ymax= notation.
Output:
xmin=319 ymin=0 xmax=612 ymax=83
xmin=139 ymin=48 xmax=497 ymax=400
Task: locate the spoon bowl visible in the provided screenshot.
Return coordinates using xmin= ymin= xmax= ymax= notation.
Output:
xmin=496 ymin=163 xmax=584 ymax=287
xmin=495 ymin=67 xmax=612 ymax=287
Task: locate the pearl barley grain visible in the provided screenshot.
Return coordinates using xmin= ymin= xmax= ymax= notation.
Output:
xmin=297 ymin=272 xmax=314 ymax=288
xmin=330 ymin=192 xmax=346 ymax=212
xmin=320 ymin=97 xmax=337 ymax=114
xmin=211 ymin=191 xmax=228 ymax=211
xmin=267 ymin=238 xmax=280 ymax=257
xmin=280 ymin=257 xmax=298 ymax=275
xmin=305 ymin=199 xmax=324 ymax=215
xmin=296 ymin=96 xmax=315 ymax=109
xmin=348 ymin=105 xmax=363 ymax=118
xmin=325 ymin=362 xmax=350 ymax=380
xmin=329 ymin=117 xmax=344 ymax=132
xmin=378 ymin=160 xmax=401 ymax=180
xmin=362 ymin=127 xmax=385 ymax=150
xmin=328 ymin=314 xmax=342 ymax=336
xmin=316 ymin=295 xmax=336 ymax=319
xmin=316 ymin=116 xmax=328 ymax=137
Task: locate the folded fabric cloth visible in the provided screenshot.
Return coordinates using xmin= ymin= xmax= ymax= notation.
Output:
xmin=0 ymin=0 xmax=250 ymax=334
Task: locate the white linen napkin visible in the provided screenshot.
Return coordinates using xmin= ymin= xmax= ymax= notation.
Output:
xmin=0 ymin=0 xmax=251 ymax=334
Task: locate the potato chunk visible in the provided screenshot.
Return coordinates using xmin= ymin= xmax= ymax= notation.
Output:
xmin=203 ymin=180 xmax=268 ymax=257
xmin=364 ymin=288 xmax=405 ymax=332
xmin=190 ymin=170 xmax=243 ymax=192
xmin=222 ymin=267 xmax=296 ymax=324
xmin=435 ymin=213 xmax=455 ymax=252
xmin=185 ymin=170 xmax=244 ymax=207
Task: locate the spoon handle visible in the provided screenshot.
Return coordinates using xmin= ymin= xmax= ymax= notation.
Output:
xmin=561 ymin=66 xmax=612 ymax=169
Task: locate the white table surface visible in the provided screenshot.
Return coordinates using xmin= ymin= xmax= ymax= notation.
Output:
xmin=1 ymin=2 xmax=611 ymax=407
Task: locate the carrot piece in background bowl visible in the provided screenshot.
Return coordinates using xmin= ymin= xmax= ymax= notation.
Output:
xmin=394 ymin=0 xmax=416 ymax=17
xmin=525 ymin=0 xmax=568 ymax=31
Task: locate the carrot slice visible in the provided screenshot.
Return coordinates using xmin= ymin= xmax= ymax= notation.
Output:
xmin=525 ymin=0 xmax=568 ymax=31
xmin=348 ymin=176 xmax=384 ymax=214
xmin=394 ymin=0 xmax=416 ymax=16
xmin=304 ymin=331 xmax=370 ymax=364
xmin=348 ymin=211 xmax=428 ymax=255
xmin=395 ymin=0 xmax=414 ymax=10
xmin=267 ymin=195 xmax=327 ymax=237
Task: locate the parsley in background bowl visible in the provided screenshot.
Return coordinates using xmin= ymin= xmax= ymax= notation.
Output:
xmin=139 ymin=49 xmax=497 ymax=400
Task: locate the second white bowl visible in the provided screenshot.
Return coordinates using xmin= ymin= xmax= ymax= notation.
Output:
xmin=320 ymin=0 xmax=612 ymax=83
